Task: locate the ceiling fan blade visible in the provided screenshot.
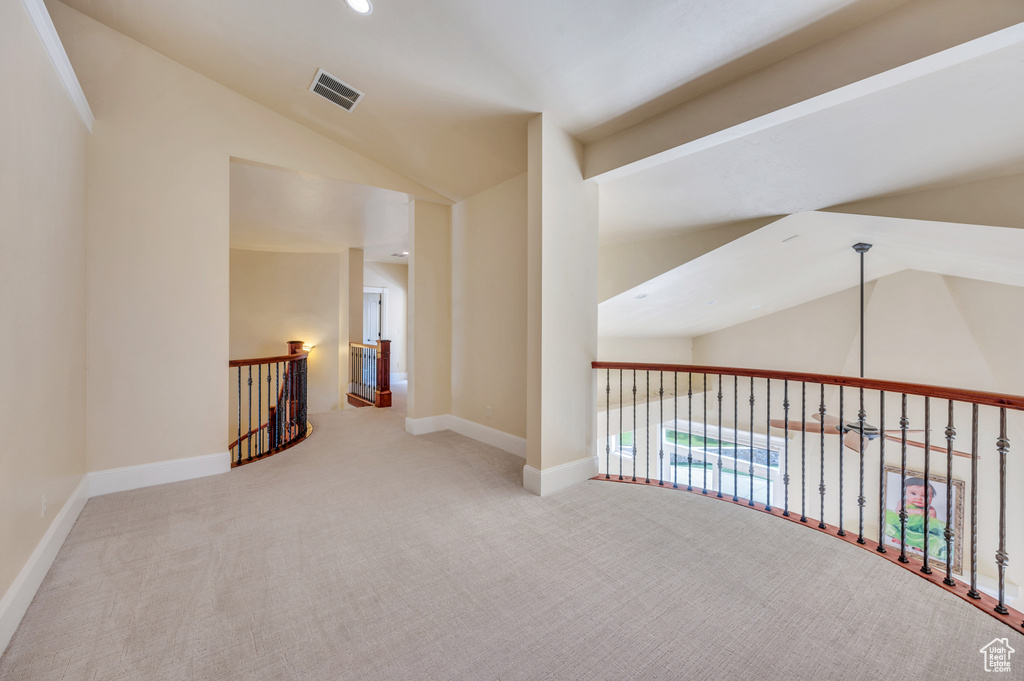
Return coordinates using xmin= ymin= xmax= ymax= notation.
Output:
xmin=881 ymin=433 xmax=975 ymax=459
xmin=770 ymin=419 xmax=827 ymax=433
xmin=843 ymin=431 xmax=865 ymax=452
xmin=811 ymin=413 xmax=843 ymax=427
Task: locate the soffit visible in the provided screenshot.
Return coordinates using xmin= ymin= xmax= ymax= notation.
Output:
xmin=229 ymin=161 xmax=411 ymax=264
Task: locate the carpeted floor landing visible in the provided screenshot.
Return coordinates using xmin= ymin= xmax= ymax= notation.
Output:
xmin=1 ymin=383 xmax=1020 ymax=680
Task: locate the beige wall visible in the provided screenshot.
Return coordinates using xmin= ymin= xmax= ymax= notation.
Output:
xmin=364 ymin=262 xmax=409 ymax=376
xmin=598 ymin=217 xmax=772 ymax=302
xmin=526 ymin=115 xmax=600 ymax=475
xmin=407 ymin=200 xmax=452 ymax=420
xmin=0 ymin=0 xmax=88 ymax=611
xmin=229 ymin=250 xmax=341 ymax=414
xmin=452 ymin=173 xmax=528 ymax=438
xmin=597 ymin=336 xmax=693 ymax=365
xmin=49 ymin=2 xmax=444 ymax=471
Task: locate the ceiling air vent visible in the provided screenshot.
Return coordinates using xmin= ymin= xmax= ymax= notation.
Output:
xmin=309 ymin=68 xmax=364 ymax=112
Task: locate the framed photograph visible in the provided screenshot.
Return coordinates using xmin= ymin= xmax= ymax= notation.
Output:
xmin=881 ymin=466 xmax=964 ymax=574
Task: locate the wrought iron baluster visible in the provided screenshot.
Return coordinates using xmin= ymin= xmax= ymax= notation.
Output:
xmin=943 ymin=400 xmax=956 ymax=586
xmin=236 ymin=368 xmax=241 ymax=465
xmin=765 ymin=379 xmax=772 ymax=511
xmin=299 ymin=357 xmax=307 ymax=434
xmin=783 ymin=380 xmax=790 ymax=516
xmin=275 ymin=363 xmax=281 ymax=449
xmin=838 ymin=386 xmax=845 ymax=536
xmin=288 ymin=358 xmax=295 ymax=438
xmin=646 ymin=371 xmax=651 ymax=483
xmin=688 ymin=373 xmax=693 ymax=491
xmin=733 ymin=376 xmax=739 ymax=502
xmin=247 ymin=366 xmax=253 ymax=462
xmin=922 ymin=397 xmax=932 ymax=575
xmin=257 ymin=364 xmax=262 ymax=456
xmin=996 ymin=408 xmax=1009 ymax=615
xmin=968 ymin=404 xmax=980 ymax=599
xmin=605 ymin=369 xmax=611 ymax=480
xmin=857 ymin=388 xmax=866 ymax=544
xmin=801 ymin=383 xmax=807 ymax=522
xmin=266 ymin=367 xmax=272 ymax=451
xmin=632 ymin=369 xmax=637 ymax=482
xmin=899 ymin=393 xmax=909 ymax=564
xmin=619 ymin=370 xmax=624 ymax=481
xmin=703 ymin=374 xmax=708 ymax=494
xmin=877 ymin=392 xmax=887 ymax=554
xmin=749 ymin=377 xmax=755 ymax=507
xmin=658 ymin=372 xmax=664 ymax=486
xmin=818 ymin=384 xmax=826 ymax=529
xmin=716 ymin=380 xmax=723 ymax=499
xmin=373 ymin=344 xmax=378 ymax=397
xmin=673 ymin=372 xmax=678 ymax=489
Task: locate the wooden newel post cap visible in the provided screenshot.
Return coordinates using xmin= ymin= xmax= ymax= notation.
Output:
xmin=287 ymin=340 xmax=304 ymax=354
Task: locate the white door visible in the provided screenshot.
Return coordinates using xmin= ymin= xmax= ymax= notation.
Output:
xmin=363 ymin=291 xmax=381 ymax=343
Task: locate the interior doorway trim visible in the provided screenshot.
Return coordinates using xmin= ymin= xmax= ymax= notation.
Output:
xmin=363 ymin=286 xmax=388 ymax=343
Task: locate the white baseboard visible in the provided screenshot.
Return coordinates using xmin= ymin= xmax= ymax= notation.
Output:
xmin=449 ymin=416 xmax=526 ymax=458
xmin=88 ymin=451 xmax=231 ymax=497
xmin=523 ymin=456 xmax=599 ymax=496
xmin=977 ymin=575 xmax=1020 ymax=608
xmin=405 ymin=415 xmax=450 ymax=435
xmin=0 ymin=475 xmax=89 ymax=656
xmin=390 ymin=373 xmax=407 ymax=381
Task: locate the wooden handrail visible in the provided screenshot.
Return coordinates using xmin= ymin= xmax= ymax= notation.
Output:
xmin=591 ymin=361 xmax=1024 ymax=411
xmin=229 ymin=351 xmax=308 ymax=368
xmin=349 ymin=342 xmax=379 ymax=350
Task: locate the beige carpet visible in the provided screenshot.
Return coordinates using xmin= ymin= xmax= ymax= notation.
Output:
xmin=1 ymin=383 xmax=1020 ymax=680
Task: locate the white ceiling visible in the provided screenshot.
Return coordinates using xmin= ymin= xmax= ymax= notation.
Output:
xmin=229 ymin=161 xmax=410 ymax=263
xmin=596 ymin=24 xmax=1024 ymax=244
xmin=55 ymin=0 xmax=873 ymax=201
xmin=598 ymin=211 xmax=1024 ymax=339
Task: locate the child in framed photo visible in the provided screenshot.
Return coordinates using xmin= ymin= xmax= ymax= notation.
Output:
xmin=882 ymin=467 xmax=964 ymax=574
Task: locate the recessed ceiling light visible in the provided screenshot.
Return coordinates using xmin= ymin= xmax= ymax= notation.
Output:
xmin=634 ymin=294 xmax=647 ymax=299
xmin=346 ymin=0 xmax=372 ymax=14
xmin=705 ymin=300 xmax=716 ymax=305
xmin=751 ymin=304 xmax=762 ymax=310
xmin=401 ymin=251 xmax=408 ymax=256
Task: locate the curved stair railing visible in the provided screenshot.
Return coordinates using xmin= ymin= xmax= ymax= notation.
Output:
xmin=593 ymin=361 xmax=1024 ymax=633
xmin=347 ymin=339 xmax=392 ymax=408
xmin=229 ymin=341 xmax=309 ymax=467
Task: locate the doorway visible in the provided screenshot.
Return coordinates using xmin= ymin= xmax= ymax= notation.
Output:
xmin=363 ymin=286 xmax=387 ymax=344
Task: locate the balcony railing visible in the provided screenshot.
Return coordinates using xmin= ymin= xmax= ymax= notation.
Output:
xmin=347 ymin=340 xmax=391 ymax=408
xmin=592 ymin=361 xmax=1024 ymax=634
xmin=229 ymin=341 xmax=309 ymax=467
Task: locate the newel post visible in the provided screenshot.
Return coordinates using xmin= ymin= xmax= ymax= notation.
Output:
xmin=375 ymin=340 xmax=392 ymax=408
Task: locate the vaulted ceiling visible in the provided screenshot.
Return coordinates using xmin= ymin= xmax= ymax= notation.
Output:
xmin=53 ymin=0 xmax=1024 ymax=308
xmin=54 ymin=0 xmax=931 ymax=202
